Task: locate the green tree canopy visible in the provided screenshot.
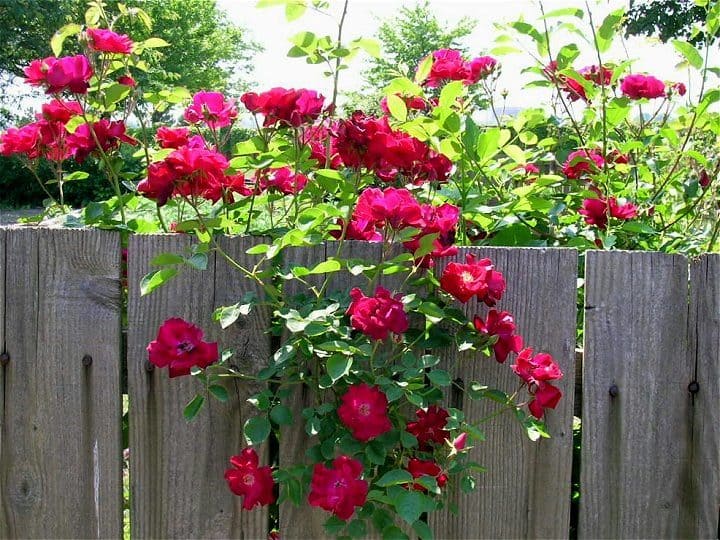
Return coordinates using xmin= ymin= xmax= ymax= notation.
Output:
xmin=624 ymin=0 xmax=709 ymax=45
xmin=0 ymin=0 xmax=260 ymax=95
xmin=344 ymin=1 xmax=476 ymax=113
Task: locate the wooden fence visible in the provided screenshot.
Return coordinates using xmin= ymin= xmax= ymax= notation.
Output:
xmin=0 ymin=227 xmax=717 ymax=539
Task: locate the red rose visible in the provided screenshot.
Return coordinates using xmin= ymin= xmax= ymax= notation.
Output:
xmin=406 ymin=405 xmax=450 ymax=450
xmin=380 ymin=93 xmax=428 ymax=115
xmin=440 ymin=254 xmax=505 ymax=306
xmin=67 ymin=119 xmax=137 ymax=163
xmin=155 ymin=126 xmax=191 ymax=149
xmin=450 ymin=432 xmax=468 ymax=451
xmin=473 ymin=309 xmax=523 ymax=363
xmin=258 ymin=167 xmax=308 ymax=195
xmin=308 ymin=455 xmax=368 ymax=521
xmin=224 ymin=448 xmax=276 ymax=510
xmin=562 ymin=149 xmax=605 ymax=179
xmin=184 ymin=91 xmax=238 ymax=129
xmin=39 ymin=99 xmax=82 ymax=123
xmin=164 ymin=145 xmax=229 ymax=201
xmin=621 ymin=74 xmax=666 ymax=99
xmin=406 ymin=458 xmax=448 ymax=492
xmin=353 ymin=187 xmax=423 ymax=231
xmin=672 ymin=82 xmax=687 ymax=96
xmin=402 ymin=202 xmax=459 ymax=268
xmin=147 ymin=317 xmax=219 ymax=377
xmin=467 ymin=55 xmax=498 ymax=83
xmin=579 ymin=196 xmax=637 ymax=229
xmin=511 ymin=348 xmax=563 ymax=385
xmin=331 ymin=218 xmax=382 ymax=242
xmin=117 ymin=75 xmax=136 ymax=87
xmin=528 ymin=381 xmax=563 ymax=419
xmin=424 ymin=49 xmax=470 ymax=87
xmin=0 ymin=124 xmax=42 ymax=158
xmin=138 ymin=161 xmax=176 ymax=206
xmin=337 ymin=383 xmax=393 ymax=441
xmin=347 ymin=286 xmax=408 ymax=341
xmin=334 ymin=111 xmax=392 ymax=168
xmin=241 ymin=87 xmax=324 ymax=127
xmin=86 ymin=28 xmax=134 ymax=54
xmin=25 ymin=55 xmax=94 ymax=94
xmin=302 ymin=122 xmax=342 ymax=168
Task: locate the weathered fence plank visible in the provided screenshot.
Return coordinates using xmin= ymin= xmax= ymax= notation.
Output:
xmin=682 ymin=255 xmax=720 ymax=537
xmin=0 ymin=228 xmax=6 ymax=540
xmin=128 ymin=235 xmax=268 ymax=539
xmin=430 ymin=247 xmax=578 ymax=539
xmin=0 ymin=228 xmax=122 ymax=539
xmin=579 ymin=251 xmax=696 ymax=538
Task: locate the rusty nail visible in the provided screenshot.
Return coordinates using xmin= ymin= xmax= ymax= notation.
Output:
xmin=0 ymin=352 xmax=9 ymax=366
xmin=144 ymin=360 xmax=155 ymax=372
xmin=609 ymin=384 xmax=619 ymax=397
xmin=82 ymin=354 xmax=93 ymax=367
xmin=688 ymin=381 xmax=700 ymax=394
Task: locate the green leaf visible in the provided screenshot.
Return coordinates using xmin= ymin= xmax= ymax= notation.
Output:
xmin=366 ymin=440 xmax=386 ymax=465
xmin=139 ymin=37 xmax=170 ymax=48
xmin=415 ymin=54 xmax=433 ymax=84
xmin=183 ymin=394 xmax=204 ymax=421
xmin=140 ymin=268 xmax=178 ymax=296
xmin=382 ymin=526 xmax=409 ymax=540
xmin=327 ymin=354 xmax=352 ymax=383
xmin=104 ymin=83 xmax=131 ymax=106
xmin=385 ymin=93 xmax=408 ymax=122
xmin=151 ymin=253 xmax=185 ymax=266
xmin=541 ymin=7 xmax=584 ymax=18
xmin=596 ymin=8 xmax=624 ymax=53
xmin=285 ymin=1 xmax=306 ymax=21
xmin=427 ymin=369 xmax=451 ymax=387
xmin=308 ymin=258 xmax=342 ymax=274
xmin=412 ymin=520 xmax=434 ymax=540
xmin=208 ymin=385 xmax=229 ymax=402
xmin=51 ymin=23 xmax=82 ymax=56
xmin=186 ymin=253 xmax=208 ymax=270
xmin=438 ymin=80 xmax=465 ymax=108
xmin=620 ymin=221 xmax=657 ymax=235
xmin=376 ymin=469 xmax=413 ymax=487
xmin=323 ymin=515 xmax=346 ymax=535
xmin=270 ymin=404 xmax=293 ymax=425
xmin=672 ymin=39 xmax=703 ymax=69
xmin=244 ymin=416 xmax=272 ymax=445
xmin=352 ymin=37 xmax=381 ymax=58
xmin=63 ymin=171 xmax=90 ymax=182
xmin=394 ymin=490 xmax=435 ymax=525
xmin=503 ymin=144 xmax=527 ymax=164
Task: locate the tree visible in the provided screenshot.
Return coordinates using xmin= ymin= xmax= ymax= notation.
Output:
xmin=344 ymin=1 xmax=476 ymax=113
xmin=624 ymin=0 xmax=709 ymax=45
xmin=0 ymin=0 xmax=260 ymax=98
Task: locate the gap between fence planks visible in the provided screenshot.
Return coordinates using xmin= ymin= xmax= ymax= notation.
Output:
xmin=0 ymin=228 xmax=122 ymax=539
xmin=580 ymin=251 xmax=720 ymax=539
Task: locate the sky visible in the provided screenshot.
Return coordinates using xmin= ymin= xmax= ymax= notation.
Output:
xmin=217 ymin=0 xmax=718 ymax=109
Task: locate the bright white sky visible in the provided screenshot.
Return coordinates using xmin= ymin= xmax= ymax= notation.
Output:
xmin=218 ymin=0 xmax=719 ymax=109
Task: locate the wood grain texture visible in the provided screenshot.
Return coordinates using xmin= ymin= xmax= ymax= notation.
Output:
xmin=579 ymin=251 xmax=693 ymax=539
xmin=0 ymin=228 xmax=6 ymax=539
xmin=681 ymin=255 xmax=720 ymax=538
xmin=0 ymin=228 xmax=122 ymax=539
xmin=128 ymin=235 xmax=268 ymax=539
xmin=430 ymin=247 xmax=578 ymax=539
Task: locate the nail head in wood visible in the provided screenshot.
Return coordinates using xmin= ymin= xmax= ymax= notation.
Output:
xmin=144 ymin=360 xmax=155 ymax=372
xmin=609 ymin=384 xmax=619 ymax=397
xmin=82 ymin=354 xmax=93 ymax=367
xmin=0 ymin=352 xmax=9 ymax=366
xmin=688 ymin=381 xmax=699 ymax=394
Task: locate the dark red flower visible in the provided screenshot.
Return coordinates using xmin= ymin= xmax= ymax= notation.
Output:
xmin=302 ymin=122 xmax=341 ymax=168
xmin=86 ymin=28 xmax=134 ymax=54
xmin=137 ymin=161 xmax=176 ymax=206
xmin=699 ymin=169 xmax=712 ymax=188
xmin=165 ymin=145 xmax=229 ymax=201
xmin=467 ymin=55 xmax=498 ymax=82
xmin=147 ymin=318 xmax=219 ymax=377
xmin=579 ymin=196 xmax=638 ymax=229
xmin=621 ymin=74 xmax=666 ymax=99
xmin=0 ymin=124 xmax=43 ymax=158
xmin=517 ymin=163 xmax=540 ymax=175
xmin=184 ymin=91 xmax=238 ymax=129
xmin=440 ymin=254 xmax=505 ymax=306
xmin=331 ymin=218 xmax=382 ymax=242
xmin=241 ymin=87 xmax=324 ymax=127
xmin=380 ymin=93 xmax=428 ymax=115
xmin=258 ymin=167 xmax=308 ymax=195
xmin=308 ymin=456 xmax=368 ymax=521
xmin=406 ymin=405 xmax=450 ymax=450
xmin=473 ymin=309 xmax=523 ymax=363
xmin=672 ymin=82 xmax=687 ymax=96
xmin=156 ymin=126 xmax=192 ymax=149
xmin=406 ymin=458 xmax=448 ymax=492
xmin=224 ymin=448 xmax=276 ymax=510
xmin=334 ymin=111 xmax=392 ymax=169
xmin=562 ymin=149 xmax=605 ymax=179
xmin=337 ymin=384 xmax=393 ymax=441
xmin=402 ymin=202 xmax=459 ymax=268
xmin=347 ymin=286 xmax=408 ymax=341
xmin=117 ymin=75 xmax=136 ymax=87
xmin=39 ymin=99 xmax=82 ymax=123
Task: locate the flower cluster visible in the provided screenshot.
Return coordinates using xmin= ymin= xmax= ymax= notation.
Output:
xmin=423 ymin=49 xmax=498 ymax=87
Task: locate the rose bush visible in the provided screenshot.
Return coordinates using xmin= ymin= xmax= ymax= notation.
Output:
xmin=1 ymin=0 xmax=718 ymax=537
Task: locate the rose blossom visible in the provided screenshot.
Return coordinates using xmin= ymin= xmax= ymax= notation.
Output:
xmin=67 ymin=119 xmax=137 ymax=163
xmin=440 ymin=254 xmax=505 ymax=306
xmin=308 ymin=456 xmax=368 ymax=521
xmin=347 ymin=286 xmax=409 ymax=341
xmin=621 ymin=74 xmax=666 ymax=100
xmin=86 ymin=28 xmax=134 ymax=54
xmin=184 ymin=91 xmax=238 ymax=129
xmin=528 ymin=381 xmax=563 ymax=419
xmin=241 ymin=87 xmax=324 ymax=127
xmin=406 ymin=405 xmax=450 ymax=450
xmin=224 ymin=448 xmax=276 ymax=510
xmin=353 ymin=187 xmax=423 ymax=231
xmin=147 ymin=317 xmax=219 ymax=377
xmin=579 ymin=196 xmax=638 ymax=230
xmin=337 ymin=384 xmax=392 ymax=441
xmin=562 ymin=149 xmax=605 ymax=179
xmin=24 ymin=55 xmax=94 ymax=94
xmin=406 ymin=458 xmax=448 ymax=492
xmin=473 ymin=309 xmax=524 ymax=363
